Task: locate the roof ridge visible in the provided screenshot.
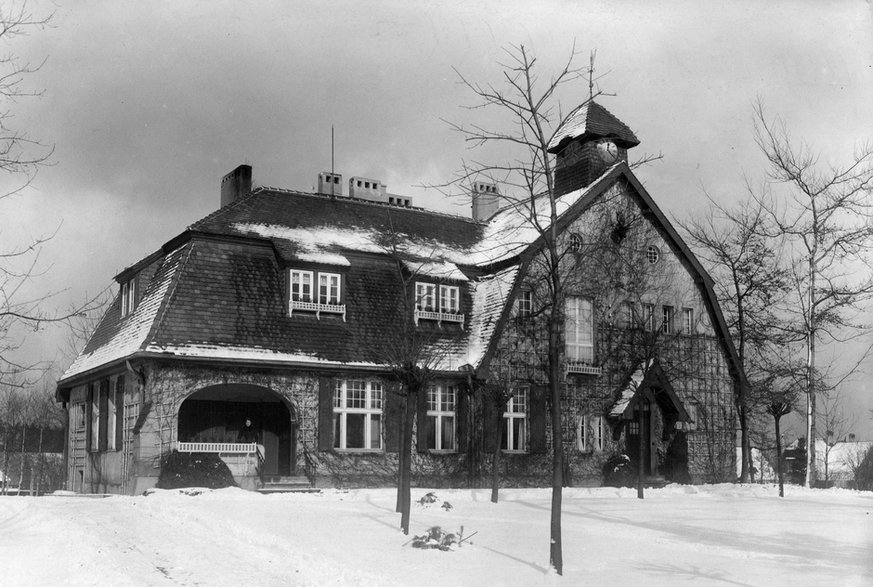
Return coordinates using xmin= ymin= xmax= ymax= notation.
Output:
xmin=253 ymin=186 xmax=480 ymax=225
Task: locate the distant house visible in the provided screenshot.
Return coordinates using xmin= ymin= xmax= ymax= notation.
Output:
xmin=56 ymin=102 xmax=742 ymax=494
xmin=815 ymin=439 xmax=873 ymax=489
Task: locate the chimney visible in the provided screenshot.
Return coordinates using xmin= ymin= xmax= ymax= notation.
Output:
xmin=220 ymin=164 xmax=253 ymax=207
xmin=318 ymin=171 xmax=343 ymax=196
xmin=471 ymin=181 xmax=500 ymax=222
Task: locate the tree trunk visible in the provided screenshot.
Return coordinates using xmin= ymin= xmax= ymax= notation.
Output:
xmin=804 ymin=256 xmax=817 ymax=488
xmin=400 ymin=389 xmax=416 ymax=535
xmin=395 ymin=393 xmax=406 ymax=513
xmin=739 ymin=404 xmax=751 ymax=483
xmin=774 ymin=414 xmax=785 ymax=498
xmin=548 ymin=321 xmax=563 ymax=575
xmin=491 ymin=398 xmax=502 ymax=504
xmin=17 ymin=427 xmax=26 ymax=490
xmin=637 ymin=412 xmax=645 ymax=499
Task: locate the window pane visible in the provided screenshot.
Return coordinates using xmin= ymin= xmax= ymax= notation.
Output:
xmin=427 ymin=415 xmax=437 ymax=449
xmin=512 ymin=418 xmax=526 ymax=451
xmin=333 ymin=414 xmax=342 ymax=449
xmin=369 ymin=414 xmax=382 ymax=449
xmin=441 ymin=416 xmax=455 ymax=450
xmin=427 ymin=387 xmax=439 ymax=411
xmin=369 ymin=382 xmax=383 ymax=409
xmin=346 ymin=413 xmax=365 ymax=448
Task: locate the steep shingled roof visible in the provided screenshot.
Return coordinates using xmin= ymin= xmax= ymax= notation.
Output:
xmin=548 ymin=101 xmax=640 ymax=153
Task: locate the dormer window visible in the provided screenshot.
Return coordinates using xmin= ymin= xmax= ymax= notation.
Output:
xmin=414 ymin=282 xmax=463 ymax=327
xmin=289 ymin=269 xmax=345 ymax=320
xmin=120 ymin=278 xmax=136 ymax=317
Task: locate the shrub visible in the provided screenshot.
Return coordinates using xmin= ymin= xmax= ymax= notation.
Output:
xmin=157 ymin=451 xmax=237 ymax=490
xmin=602 ymin=454 xmax=635 ymax=488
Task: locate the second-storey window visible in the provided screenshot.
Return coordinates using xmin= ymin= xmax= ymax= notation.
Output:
xmin=503 ymin=387 xmax=528 ymax=452
xmin=683 ymin=307 xmax=694 ymax=334
xmin=439 ymin=285 xmax=460 ymax=314
xmin=642 ymin=303 xmax=655 ymax=332
xmin=565 ymin=297 xmax=594 ymax=363
xmin=426 ymin=384 xmax=456 ymax=451
xmin=662 ymin=305 xmax=675 ymax=335
xmin=333 ymin=380 xmax=383 ymax=450
xmin=290 ymin=270 xmax=313 ymax=302
xmin=416 ymin=283 xmax=436 ymax=311
xmin=518 ymin=290 xmax=533 ymax=318
xmin=318 ymin=273 xmax=341 ymax=305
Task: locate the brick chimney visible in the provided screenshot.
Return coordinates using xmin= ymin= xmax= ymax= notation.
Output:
xmin=548 ymin=101 xmax=639 ymax=197
xmin=220 ymin=164 xmax=253 ymax=208
xmin=471 ymin=181 xmax=500 ymax=222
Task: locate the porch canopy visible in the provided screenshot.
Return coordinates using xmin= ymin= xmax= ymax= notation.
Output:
xmin=609 ymin=360 xmax=690 ymax=423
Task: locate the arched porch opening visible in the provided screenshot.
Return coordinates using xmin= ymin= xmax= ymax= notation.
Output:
xmin=177 ymin=384 xmax=296 ymax=477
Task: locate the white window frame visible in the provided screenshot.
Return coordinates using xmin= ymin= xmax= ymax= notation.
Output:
xmin=518 ymin=290 xmax=533 ymax=318
xmin=662 ymin=305 xmax=675 ymax=335
xmin=120 ymin=279 xmax=136 ymax=317
xmin=318 ymin=272 xmax=341 ymax=305
xmin=107 ymin=389 xmax=116 ymax=451
xmin=642 ymin=303 xmax=655 ymax=332
xmin=333 ymin=380 xmax=383 ymax=451
xmin=439 ymin=285 xmax=460 ymax=314
xmin=683 ymin=307 xmax=694 ymax=334
xmin=578 ymin=414 xmax=605 ymax=453
xmin=426 ymin=384 xmax=457 ymax=451
xmin=503 ymin=387 xmax=528 ymax=452
xmin=90 ymin=389 xmax=100 ymax=452
xmin=290 ymin=269 xmax=314 ymax=302
xmin=416 ymin=282 xmax=436 ymax=311
xmin=565 ymin=296 xmax=594 ymax=363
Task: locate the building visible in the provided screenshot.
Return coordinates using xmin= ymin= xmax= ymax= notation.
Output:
xmin=56 ymin=102 xmax=741 ymax=494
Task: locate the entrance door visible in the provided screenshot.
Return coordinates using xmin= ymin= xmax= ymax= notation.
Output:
xmin=627 ymin=399 xmax=652 ymax=476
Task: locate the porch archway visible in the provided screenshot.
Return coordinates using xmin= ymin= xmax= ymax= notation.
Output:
xmin=177 ymin=384 xmax=296 ymax=477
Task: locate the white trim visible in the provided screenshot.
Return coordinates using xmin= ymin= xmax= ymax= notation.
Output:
xmin=334 ymin=380 xmax=383 ymax=451
xmin=426 ymin=383 xmax=457 ymax=451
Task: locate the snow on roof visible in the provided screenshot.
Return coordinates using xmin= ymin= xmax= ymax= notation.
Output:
xmin=61 ymin=245 xmax=189 ymax=382
xmin=608 ymin=361 xmax=650 ymax=418
xmin=403 ymin=260 xmax=468 ymax=282
xmin=144 ymin=343 xmax=382 ymax=369
xmin=463 ymin=265 xmax=519 ymax=369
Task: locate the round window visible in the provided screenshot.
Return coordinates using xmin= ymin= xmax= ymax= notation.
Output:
xmin=568 ymin=233 xmax=584 ymax=253
xmin=646 ymin=245 xmax=660 ymax=264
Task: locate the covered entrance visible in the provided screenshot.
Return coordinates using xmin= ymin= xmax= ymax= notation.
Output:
xmin=177 ymin=384 xmax=296 ymax=477
xmin=610 ymin=361 xmax=690 ymax=481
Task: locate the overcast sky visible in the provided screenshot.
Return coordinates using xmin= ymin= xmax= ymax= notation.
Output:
xmin=5 ymin=0 xmax=873 ymax=437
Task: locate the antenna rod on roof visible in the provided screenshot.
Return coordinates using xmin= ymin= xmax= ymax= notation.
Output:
xmin=331 ymin=125 xmax=335 ymax=199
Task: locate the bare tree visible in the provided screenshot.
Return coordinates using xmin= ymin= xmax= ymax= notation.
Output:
xmin=751 ymin=100 xmax=873 ymax=487
xmin=816 ymin=388 xmax=857 ymax=485
xmin=681 ymin=195 xmax=790 ymax=482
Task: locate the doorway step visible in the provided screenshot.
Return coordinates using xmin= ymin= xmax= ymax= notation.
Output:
xmin=257 ymin=475 xmax=319 ymax=494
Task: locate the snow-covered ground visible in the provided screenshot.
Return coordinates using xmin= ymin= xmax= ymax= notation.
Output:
xmin=1 ymin=484 xmax=870 ymax=586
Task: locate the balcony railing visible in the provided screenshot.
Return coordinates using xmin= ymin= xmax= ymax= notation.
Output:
xmin=289 ymin=300 xmax=346 ymax=321
xmin=566 ymin=362 xmax=602 ymax=376
xmin=414 ymin=309 xmax=464 ymax=328
xmin=176 ymin=442 xmax=258 ymax=454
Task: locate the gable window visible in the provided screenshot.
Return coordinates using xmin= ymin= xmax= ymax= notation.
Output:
xmin=566 ymin=296 xmax=595 ymax=360
xmin=518 ymin=289 xmax=533 ymax=318
xmin=120 ymin=279 xmax=136 ymax=317
xmin=333 ymin=380 xmax=383 ymax=450
xmin=568 ymin=233 xmax=584 ymax=253
xmin=578 ymin=414 xmax=606 ymax=453
xmin=662 ymin=305 xmax=675 ymax=335
xmin=646 ymin=245 xmax=660 ymax=265
xmin=683 ymin=307 xmax=694 ymax=334
xmin=503 ymin=387 xmax=528 ymax=452
xmin=289 ymin=269 xmax=345 ymax=320
xmin=426 ymin=384 xmax=456 ymax=451
xmin=414 ymin=282 xmax=464 ymax=327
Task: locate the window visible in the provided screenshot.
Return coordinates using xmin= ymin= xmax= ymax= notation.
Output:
xmin=416 ymin=283 xmax=436 ymax=311
xmin=107 ymin=387 xmax=116 ymax=451
xmin=89 ymin=385 xmax=100 ymax=452
xmin=578 ymin=414 xmax=605 ymax=453
xmin=503 ymin=387 xmax=528 ymax=451
xmin=290 ymin=270 xmax=313 ymax=302
xmin=518 ymin=290 xmax=533 ymax=318
xmin=623 ymin=301 xmax=635 ymax=329
xmin=565 ymin=297 xmax=594 ymax=363
xmin=333 ymin=380 xmax=383 ymax=450
xmin=318 ymin=273 xmax=341 ymax=305
xmin=426 ymin=384 xmax=457 ymax=451
xmin=120 ymin=279 xmax=136 ymax=317
xmin=75 ymin=403 xmax=86 ymax=432
xmin=646 ymin=245 xmax=660 ymax=264
xmin=439 ymin=285 xmax=460 ymax=314
xmin=683 ymin=308 xmax=694 ymax=334
xmin=642 ymin=303 xmax=655 ymax=331
xmin=662 ymin=305 xmax=674 ymax=335
xmin=568 ymin=233 xmax=584 ymax=253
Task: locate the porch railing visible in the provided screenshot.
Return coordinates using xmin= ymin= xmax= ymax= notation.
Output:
xmin=176 ymin=442 xmax=258 ymax=454
xmin=175 ymin=442 xmax=263 ymax=478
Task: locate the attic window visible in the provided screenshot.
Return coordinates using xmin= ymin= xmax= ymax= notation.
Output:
xmin=120 ymin=278 xmax=136 ymax=317
xmin=289 ymin=269 xmax=346 ymax=321
xmin=646 ymin=245 xmax=660 ymax=264
xmin=415 ymin=282 xmax=464 ymax=327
